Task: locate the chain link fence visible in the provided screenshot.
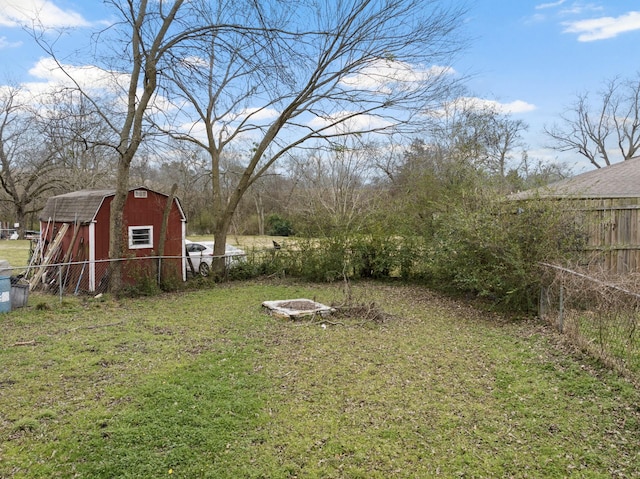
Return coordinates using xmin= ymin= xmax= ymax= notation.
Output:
xmin=539 ymin=263 xmax=640 ymax=384
xmin=19 ymin=256 xmax=185 ymax=294
xmin=2 ymin=252 xmax=247 ymax=306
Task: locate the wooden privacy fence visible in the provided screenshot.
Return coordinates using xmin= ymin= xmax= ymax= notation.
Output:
xmin=539 ymin=262 xmax=640 ymax=386
xmin=574 ymin=198 xmax=640 ymax=273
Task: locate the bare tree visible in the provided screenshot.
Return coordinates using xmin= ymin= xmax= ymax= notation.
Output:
xmin=483 ymin=115 xmax=528 ymax=178
xmin=28 ymin=0 xmax=465 ymax=281
xmin=155 ymin=145 xmax=212 ymax=230
xmin=0 ymin=85 xmax=62 ymax=236
xmin=289 ymin=141 xmax=380 ymax=235
xmin=38 ymin=89 xmax=116 ymax=190
xmin=33 ymin=0 xmax=242 ymax=292
xmin=517 ymin=152 xmax=572 ymax=189
xmin=428 ymin=97 xmax=527 ymax=178
xmin=160 ymin=0 xmax=466 ymax=273
xmin=545 ymin=74 xmax=640 ymax=168
xmin=246 ymin=173 xmax=296 ymax=236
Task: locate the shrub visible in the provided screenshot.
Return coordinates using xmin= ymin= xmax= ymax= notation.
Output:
xmin=294 ymin=237 xmax=350 ymax=282
xmin=397 ymin=236 xmax=426 ymax=280
xmin=224 ymin=235 xmax=416 ymax=283
xmin=120 ymin=259 xmax=161 ymax=297
xmin=226 ymin=254 xmax=270 ymax=280
xmin=267 ymin=214 xmax=294 ymax=236
xmin=421 ymin=196 xmax=585 ymax=312
xmin=350 ymin=235 xmax=398 ymax=279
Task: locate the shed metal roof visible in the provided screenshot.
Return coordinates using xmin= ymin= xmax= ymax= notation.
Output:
xmin=510 ymin=156 xmax=640 ymax=200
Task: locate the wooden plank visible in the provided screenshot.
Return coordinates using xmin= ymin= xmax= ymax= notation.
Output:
xmin=59 ymin=222 xmax=82 ymax=292
xmin=29 ymin=223 xmax=69 ymax=290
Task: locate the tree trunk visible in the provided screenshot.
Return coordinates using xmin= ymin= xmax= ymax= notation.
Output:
xmin=157 ymin=183 xmax=178 ymax=282
xmin=15 ymin=204 xmax=25 ymax=240
xmin=212 ymin=213 xmax=232 ymax=278
xmin=158 ymin=183 xmax=178 ymax=257
xmin=108 ymin=160 xmax=131 ymax=295
xmin=254 ymin=193 xmax=265 ymax=235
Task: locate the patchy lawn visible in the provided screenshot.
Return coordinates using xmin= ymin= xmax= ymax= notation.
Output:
xmin=1 ymin=281 xmax=639 ymax=478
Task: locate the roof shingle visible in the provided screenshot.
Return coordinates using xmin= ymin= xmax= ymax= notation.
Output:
xmin=39 ymin=189 xmax=115 ymax=223
xmin=510 ymin=156 xmax=640 ymax=200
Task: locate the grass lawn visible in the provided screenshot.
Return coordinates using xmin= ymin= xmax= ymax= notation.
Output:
xmin=1 ymin=280 xmax=639 ymax=478
xmin=188 ymin=234 xmax=293 ymax=252
xmin=0 ymin=240 xmax=32 ymax=267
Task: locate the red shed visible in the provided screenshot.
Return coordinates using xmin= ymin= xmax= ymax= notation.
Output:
xmin=36 ymin=187 xmax=186 ymax=292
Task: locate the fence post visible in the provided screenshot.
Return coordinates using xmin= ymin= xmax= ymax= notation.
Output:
xmin=157 ymin=257 xmax=162 ymax=285
xmin=539 ymin=286 xmax=546 ymax=318
xmin=558 ymin=283 xmax=564 ymax=333
xmin=58 ymin=264 xmax=63 ymax=304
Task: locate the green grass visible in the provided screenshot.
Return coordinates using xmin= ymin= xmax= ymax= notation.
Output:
xmin=564 ymin=310 xmax=640 ymax=380
xmin=1 ymin=281 xmax=639 ymax=478
xmin=190 ymin=234 xmax=294 ymax=251
xmin=0 ymin=240 xmax=32 ymax=267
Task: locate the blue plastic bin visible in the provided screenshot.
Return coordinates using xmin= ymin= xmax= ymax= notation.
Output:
xmin=0 ymin=260 xmax=11 ymax=313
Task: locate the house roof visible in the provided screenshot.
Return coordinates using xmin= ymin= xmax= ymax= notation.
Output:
xmin=39 ymin=187 xmax=185 ymax=224
xmin=510 ymin=156 xmax=640 ymax=200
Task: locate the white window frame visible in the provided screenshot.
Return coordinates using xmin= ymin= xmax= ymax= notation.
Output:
xmin=128 ymin=225 xmax=153 ymax=249
xmin=134 ymin=189 xmax=148 ymax=198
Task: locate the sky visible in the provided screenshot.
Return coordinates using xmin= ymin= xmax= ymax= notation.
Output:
xmin=456 ymin=0 xmax=638 ymax=172
xmin=0 ymin=0 xmax=637 ymax=174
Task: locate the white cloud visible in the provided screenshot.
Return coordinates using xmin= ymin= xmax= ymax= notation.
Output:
xmin=0 ymin=35 xmax=21 ymax=49
xmin=563 ymin=11 xmax=640 ymax=41
xmin=180 ymin=56 xmax=208 ymax=69
xmin=0 ymin=0 xmax=90 ymax=28
xmin=307 ymin=111 xmax=392 ymax=135
xmin=240 ymin=107 xmax=279 ymax=122
xmin=558 ymin=4 xmax=604 ymax=17
xmin=171 ymin=106 xmax=281 ymax=143
xmin=535 ymin=0 xmax=565 ymax=10
xmin=340 ymin=59 xmax=454 ymax=95
xmin=524 ymin=13 xmax=548 ymax=25
xmin=19 ymin=57 xmax=183 ymax=125
xmin=454 ymin=97 xmax=537 ymax=115
xmin=176 ymin=120 xmax=209 ymax=141
xmin=27 ymin=57 xmax=127 ymax=92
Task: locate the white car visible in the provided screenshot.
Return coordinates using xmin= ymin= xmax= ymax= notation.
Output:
xmin=185 ymin=240 xmax=246 ymax=277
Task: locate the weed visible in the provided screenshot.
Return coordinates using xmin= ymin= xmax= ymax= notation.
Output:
xmin=35 ymin=409 xmax=57 ymax=420
xmin=11 ymin=417 xmax=39 ymax=434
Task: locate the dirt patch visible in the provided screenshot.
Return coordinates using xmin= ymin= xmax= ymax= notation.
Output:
xmin=278 ymin=300 xmax=319 ymax=311
xmin=262 ymin=299 xmax=335 ymax=319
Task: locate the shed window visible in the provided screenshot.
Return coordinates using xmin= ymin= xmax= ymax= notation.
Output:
xmin=134 ymin=189 xmax=148 ymax=198
xmin=128 ymin=226 xmax=153 ymax=249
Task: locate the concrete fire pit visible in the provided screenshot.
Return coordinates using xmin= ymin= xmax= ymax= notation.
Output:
xmin=262 ymin=298 xmax=335 ymax=320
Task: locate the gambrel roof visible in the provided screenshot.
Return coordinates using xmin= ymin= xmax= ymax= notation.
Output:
xmin=510 ymin=156 xmax=640 ymax=200
xmin=39 ymin=189 xmax=115 ymax=223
